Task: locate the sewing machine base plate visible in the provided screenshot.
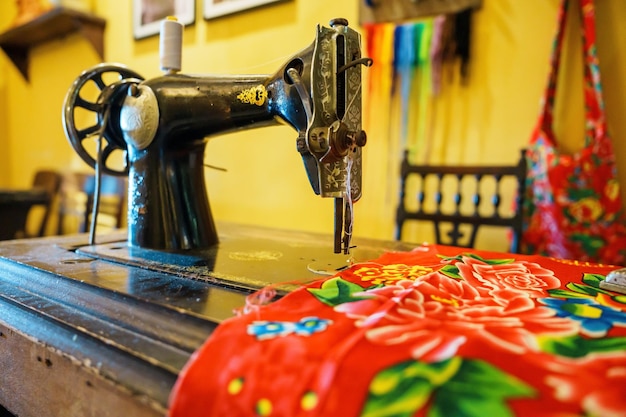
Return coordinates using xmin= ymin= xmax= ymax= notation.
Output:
xmin=76 ymin=223 xmax=399 ymax=294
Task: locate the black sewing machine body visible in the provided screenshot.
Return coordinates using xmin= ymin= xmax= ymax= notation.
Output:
xmin=124 ymin=67 xmax=309 ymax=249
xmin=63 ymin=19 xmax=368 ymax=253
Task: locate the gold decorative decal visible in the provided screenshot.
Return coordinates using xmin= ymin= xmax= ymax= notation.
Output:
xmin=237 ymin=85 xmax=267 ymax=106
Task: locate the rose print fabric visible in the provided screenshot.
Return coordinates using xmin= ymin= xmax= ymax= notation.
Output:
xmin=521 ymin=0 xmax=626 ymax=264
xmin=169 ymin=244 xmax=626 ymax=417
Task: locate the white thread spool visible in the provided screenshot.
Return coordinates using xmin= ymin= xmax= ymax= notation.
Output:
xmin=160 ymin=16 xmax=183 ymax=74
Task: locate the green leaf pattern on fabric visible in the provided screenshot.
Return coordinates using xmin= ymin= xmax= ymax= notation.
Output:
xmin=361 ymin=358 xmax=535 ymax=417
xmin=307 ymin=277 xmax=372 ymax=307
xmin=538 ymin=334 xmax=626 ymax=358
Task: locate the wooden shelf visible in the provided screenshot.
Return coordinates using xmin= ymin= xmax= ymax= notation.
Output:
xmin=0 ymin=7 xmax=105 ymax=81
xmin=360 ymin=0 xmax=482 ymax=24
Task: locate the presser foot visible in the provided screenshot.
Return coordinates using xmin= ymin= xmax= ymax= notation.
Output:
xmin=600 ymin=268 xmax=626 ymax=295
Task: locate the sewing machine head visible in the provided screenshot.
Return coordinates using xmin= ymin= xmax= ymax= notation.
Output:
xmin=62 ymin=18 xmax=370 ymax=254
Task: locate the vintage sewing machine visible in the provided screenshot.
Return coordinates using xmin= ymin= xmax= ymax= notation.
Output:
xmin=0 ymin=18 xmax=413 ymax=417
xmin=62 ymin=16 xmax=369 ymax=255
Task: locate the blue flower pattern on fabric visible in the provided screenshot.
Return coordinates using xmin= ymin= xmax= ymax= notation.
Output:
xmin=540 ymin=297 xmax=626 ymax=337
xmin=247 ymin=317 xmax=333 ymax=341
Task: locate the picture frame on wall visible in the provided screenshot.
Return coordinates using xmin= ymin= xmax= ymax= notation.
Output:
xmin=134 ymin=0 xmax=195 ymax=39
xmin=204 ymin=0 xmax=287 ymax=20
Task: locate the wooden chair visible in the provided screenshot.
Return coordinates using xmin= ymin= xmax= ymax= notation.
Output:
xmin=28 ymin=169 xmax=63 ymax=237
xmin=56 ymin=173 xmax=127 ymax=235
xmin=79 ymin=174 xmax=127 ymax=233
xmin=395 ymin=149 xmax=527 ymax=253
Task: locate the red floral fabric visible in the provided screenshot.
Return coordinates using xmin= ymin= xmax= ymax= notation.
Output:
xmin=169 ymin=245 xmax=626 ymax=417
xmin=521 ymin=0 xmax=626 ymax=264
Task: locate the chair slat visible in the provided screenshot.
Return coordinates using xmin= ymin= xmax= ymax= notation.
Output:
xmin=395 ymin=149 xmax=527 ymax=252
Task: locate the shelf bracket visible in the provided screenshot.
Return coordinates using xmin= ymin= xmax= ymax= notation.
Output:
xmin=0 ymin=7 xmax=105 ymax=81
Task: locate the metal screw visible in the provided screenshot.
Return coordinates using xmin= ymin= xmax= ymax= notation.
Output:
xmin=354 ymin=130 xmax=367 ymax=147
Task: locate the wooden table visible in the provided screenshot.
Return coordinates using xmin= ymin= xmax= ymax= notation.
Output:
xmin=0 ymin=188 xmax=49 ymax=240
xmin=0 ymin=223 xmax=411 ymax=417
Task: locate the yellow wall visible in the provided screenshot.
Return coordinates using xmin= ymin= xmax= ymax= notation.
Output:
xmin=1 ymin=0 xmax=626 ymax=245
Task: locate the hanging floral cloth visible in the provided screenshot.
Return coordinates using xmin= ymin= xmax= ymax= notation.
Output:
xmin=169 ymin=245 xmax=626 ymax=417
xmin=522 ymin=0 xmax=626 ymax=264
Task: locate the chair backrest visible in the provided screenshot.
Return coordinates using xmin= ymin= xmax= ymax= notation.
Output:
xmin=79 ymin=174 xmax=127 ymax=233
xmin=31 ymin=169 xmax=63 ymax=237
xmin=395 ymin=149 xmax=527 ymax=253
xmin=56 ymin=172 xmax=127 ymax=235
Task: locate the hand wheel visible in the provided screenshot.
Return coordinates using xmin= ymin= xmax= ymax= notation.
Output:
xmin=62 ymin=63 xmax=144 ymax=176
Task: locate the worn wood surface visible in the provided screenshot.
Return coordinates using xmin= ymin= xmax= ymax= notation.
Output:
xmin=0 ymin=325 xmax=165 ymax=417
